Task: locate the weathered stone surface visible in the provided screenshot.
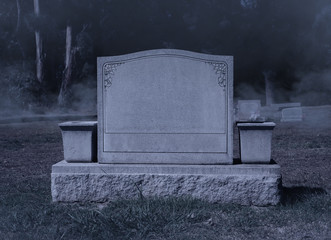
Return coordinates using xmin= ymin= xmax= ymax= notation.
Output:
xmin=97 ymin=49 xmax=233 ymax=164
xmin=237 ymin=122 xmax=276 ymax=164
xmin=51 ymin=161 xmax=281 ymax=206
xmin=59 ymin=121 xmax=97 ymax=162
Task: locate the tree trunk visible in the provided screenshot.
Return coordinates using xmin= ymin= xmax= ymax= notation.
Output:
xmin=58 ymin=25 xmax=73 ymax=107
xmin=16 ymin=0 xmax=21 ymax=32
xmin=15 ymin=0 xmax=26 ymax=69
xmin=263 ymin=70 xmax=275 ymax=106
xmin=34 ymin=0 xmax=43 ymax=83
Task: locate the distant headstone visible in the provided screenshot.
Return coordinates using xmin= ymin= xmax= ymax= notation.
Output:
xmin=237 ymin=100 xmax=261 ymax=121
xmin=97 ymin=49 xmax=234 ymax=164
xmin=281 ymin=107 xmax=303 ymax=122
xmin=271 ymin=102 xmax=301 ymax=110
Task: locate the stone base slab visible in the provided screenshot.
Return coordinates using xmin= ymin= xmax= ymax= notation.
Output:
xmin=51 ymin=161 xmax=282 ymax=206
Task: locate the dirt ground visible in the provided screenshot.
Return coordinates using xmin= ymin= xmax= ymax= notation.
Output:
xmin=0 ymin=118 xmax=330 ymax=195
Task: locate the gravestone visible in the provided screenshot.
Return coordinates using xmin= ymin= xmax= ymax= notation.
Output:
xmin=271 ymin=102 xmax=301 ymax=110
xmin=98 ymin=49 xmax=233 ymax=164
xmin=237 ymin=100 xmax=261 ymax=121
xmin=281 ymin=107 xmax=303 ymax=122
xmin=52 ymin=49 xmax=281 ymax=206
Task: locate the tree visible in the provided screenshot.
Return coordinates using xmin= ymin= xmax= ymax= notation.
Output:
xmin=56 ymin=0 xmax=80 ymax=107
xmin=58 ymin=24 xmax=74 ymax=107
xmin=233 ymin=0 xmax=323 ymax=103
xmin=33 ymin=0 xmax=43 ymax=83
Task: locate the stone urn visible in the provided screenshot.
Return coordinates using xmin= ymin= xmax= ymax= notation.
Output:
xmin=59 ymin=121 xmax=97 ymax=162
xmin=237 ymin=122 xmax=276 ymax=164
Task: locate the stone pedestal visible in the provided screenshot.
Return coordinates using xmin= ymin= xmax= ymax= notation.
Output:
xmin=51 ymin=161 xmax=281 ymax=206
xmin=237 ymin=122 xmax=275 ymax=164
xmin=59 ymin=121 xmax=97 ymax=162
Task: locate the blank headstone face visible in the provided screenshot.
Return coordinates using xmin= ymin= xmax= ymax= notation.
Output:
xmin=97 ymin=49 xmax=233 ymax=164
xmin=237 ymin=100 xmax=261 ymax=121
xmin=281 ymin=107 xmax=303 ymax=122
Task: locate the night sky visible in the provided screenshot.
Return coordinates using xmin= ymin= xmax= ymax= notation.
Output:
xmin=0 ymin=0 xmax=331 ymax=111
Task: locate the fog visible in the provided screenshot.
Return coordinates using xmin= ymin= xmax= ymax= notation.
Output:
xmin=291 ymin=70 xmax=331 ymax=105
xmin=0 ymin=0 xmax=330 ymax=119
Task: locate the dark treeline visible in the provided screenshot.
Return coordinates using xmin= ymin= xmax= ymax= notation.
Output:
xmin=0 ymin=0 xmax=331 ymax=113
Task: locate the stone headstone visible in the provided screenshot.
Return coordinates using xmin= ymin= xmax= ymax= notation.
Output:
xmin=52 ymin=49 xmax=282 ymax=206
xmin=97 ymin=49 xmax=234 ymax=164
xmin=281 ymin=107 xmax=303 ymax=122
xmin=237 ymin=100 xmax=261 ymax=121
xmin=271 ymin=102 xmax=301 ymax=110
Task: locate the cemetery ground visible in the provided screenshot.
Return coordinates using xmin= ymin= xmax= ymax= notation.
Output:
xmin=0 ymin=116 xmax=330 ymax=239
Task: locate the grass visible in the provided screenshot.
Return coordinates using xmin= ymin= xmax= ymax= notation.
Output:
xmin=0 ymin=176 xmax=330 ymax=239
xmin=0 ymin=121 xmax=330 ymax=239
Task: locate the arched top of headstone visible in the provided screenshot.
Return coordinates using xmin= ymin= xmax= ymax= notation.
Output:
xmin=99 ymin=48 xmax=232 ymax=63
xmin=99 ymin=49 xmax=232 ymax=90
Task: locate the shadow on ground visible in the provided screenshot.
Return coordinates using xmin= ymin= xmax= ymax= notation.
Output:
xmin=281 ymin=186 xmax=328 ymax=205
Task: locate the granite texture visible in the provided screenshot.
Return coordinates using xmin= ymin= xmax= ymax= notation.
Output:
xmin=51 ymin=161 xmax=281 ymax=206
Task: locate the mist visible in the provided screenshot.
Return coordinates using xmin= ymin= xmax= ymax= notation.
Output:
xmin=291 ymin=70 xmax=331 ymax=106
xmin=0 ymin=0 xmax=331 ymax=119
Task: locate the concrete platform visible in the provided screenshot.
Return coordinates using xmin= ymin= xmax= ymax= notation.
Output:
xmin=51 ymin=161 xmax=282 ymax=206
